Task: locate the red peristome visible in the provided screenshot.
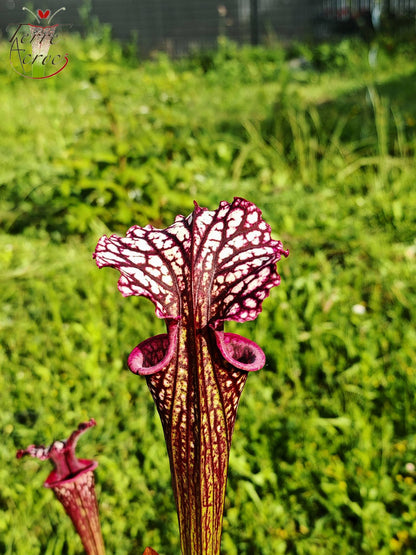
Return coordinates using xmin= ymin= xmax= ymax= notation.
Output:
xmin=212 ymin=328 xmax=266 ymax=371
xmin=45 ymin=458 xmax=98 ymax=488
xmin=128 ymin=319 xmax=179 ymax=376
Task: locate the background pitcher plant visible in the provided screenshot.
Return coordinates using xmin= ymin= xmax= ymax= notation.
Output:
xmin=16 ymin=419 xmax=105 ymax=555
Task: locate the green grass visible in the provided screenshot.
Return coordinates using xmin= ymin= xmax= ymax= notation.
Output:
xmin=1 ymin=33 xmax=416 ymax=554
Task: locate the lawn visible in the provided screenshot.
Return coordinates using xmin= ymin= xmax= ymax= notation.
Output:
xmin=1 ymin=31 xmax=416 ymax=554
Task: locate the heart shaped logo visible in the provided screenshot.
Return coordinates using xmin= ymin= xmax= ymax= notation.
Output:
xmin=37 ymin=9 xmax=51 ymax=19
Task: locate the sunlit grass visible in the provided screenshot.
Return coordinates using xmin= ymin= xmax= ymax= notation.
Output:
xmin=1 ymin=34 xmax=416 ymax=554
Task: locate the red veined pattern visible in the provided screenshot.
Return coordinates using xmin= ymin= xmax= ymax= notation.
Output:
xmin=94 ymin=197 xmax=288 ymax=554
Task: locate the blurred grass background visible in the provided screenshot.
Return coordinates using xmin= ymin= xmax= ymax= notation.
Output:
xmin=1 ymin=27 xmax=416 ymax=554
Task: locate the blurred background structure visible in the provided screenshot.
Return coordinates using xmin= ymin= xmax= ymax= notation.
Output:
xmin=1 ymin=0 xmax=415 ymax=56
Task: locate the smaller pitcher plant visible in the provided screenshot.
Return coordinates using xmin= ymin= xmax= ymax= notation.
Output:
xmin=94 ymin=197 xmax=288 ymax=554
xmin=16 ymin=419 xmax=105 ymax=555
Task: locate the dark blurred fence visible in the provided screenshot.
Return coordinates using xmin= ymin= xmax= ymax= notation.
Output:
xmin=316 ymin=0 xmax=415 ymax=38
xmin=1 ymin=0 xmax=415 ymax=57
